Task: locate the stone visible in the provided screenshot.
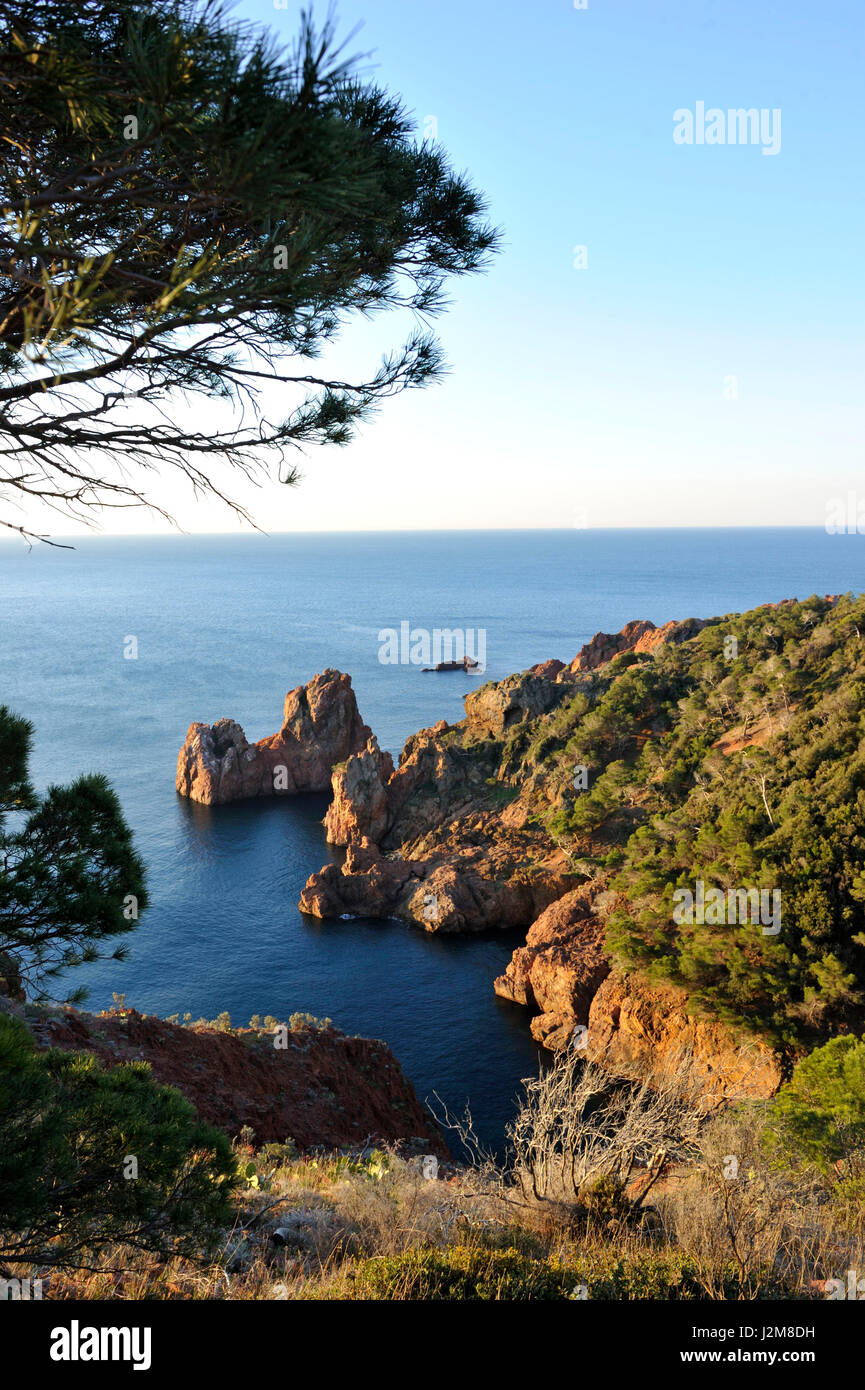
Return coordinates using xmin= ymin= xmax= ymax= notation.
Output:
xmin=176 ymin=669 xmax=373 ymax=805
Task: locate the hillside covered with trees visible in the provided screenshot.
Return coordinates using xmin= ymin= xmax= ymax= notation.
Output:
xmin=503 ymin=593 xmax=865 ymax=1048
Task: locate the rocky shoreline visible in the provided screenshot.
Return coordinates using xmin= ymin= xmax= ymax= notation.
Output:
xmin=176 ymin=615 xmax=785 ymax=1102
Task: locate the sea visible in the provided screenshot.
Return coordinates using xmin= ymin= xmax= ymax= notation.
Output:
xmin=1 ymin=527 xmax=863 ymax=1149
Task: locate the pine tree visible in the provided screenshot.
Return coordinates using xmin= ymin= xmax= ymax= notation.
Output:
xmin=0 ymin=0 xmax=498 ymax=539
xmin=0 ymin=705 xmax=148 ymax=1002
xmin=0 ymin=1013 xmax=236 ymax=1269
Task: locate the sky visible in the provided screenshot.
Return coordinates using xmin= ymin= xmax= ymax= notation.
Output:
xmin=15 ymin=0 xmax=865 ymax=532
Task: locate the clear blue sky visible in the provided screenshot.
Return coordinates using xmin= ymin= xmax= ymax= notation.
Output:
xmin=45 ymin=0 xmax=865 ymax=530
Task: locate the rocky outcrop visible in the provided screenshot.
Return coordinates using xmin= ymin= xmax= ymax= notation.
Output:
xmin=422 ymin=656 xmax=480 ymax=672
xmin=300 ymin=619 xmax=717 ymax=936
xmin=493 ymin=898 xmax=781 ymax=1097
xmin=494 ymin=887 xmax=611 ymax=1049
xmin=585 ymin=973 xmax=782 ymax=1100
xmin=464 ymin=665 xmax=568 ymax=740
xmin=18 ymin=1000 xmax=446 ymax=1155
xmin=289 ymin=609 xmax=787 ymax=1095
xmin=495 ymin=908 xmax=781 ymax=1097
xmin=569 ymin=619 xmax=658 ymax=672
xmin=300 ymin=819 xmax=576 ymax=933
xmin=302 ymin=700 xmax=581 ymax=932
xmin=323 ymin=719 xmax=490 ymax=853
xmin=323 ymin=737 xmax=395 ymax=845
xmin=176 ymin=669 xmax=373 ymax=805
xmin=567 ymin=617 xmax=706 ymax=674
xmin=299 ymin=840 xmax=424 ymax=920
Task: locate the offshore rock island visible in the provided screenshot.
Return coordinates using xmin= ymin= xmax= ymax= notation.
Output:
xmin=176 ymin=668 xmax=374 ymax=804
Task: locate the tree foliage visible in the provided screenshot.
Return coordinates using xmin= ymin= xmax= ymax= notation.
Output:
xmin=772 ymin=1036 xmax=865 ymax=1171
xmin=505 ymin=594 xmax=865 ymax=1045
xmin=0 ymin=705 xmax=148 ymax=1001
xmin=0 ymin=1012 xmax=236 ymax=1269
xmin=0 ymin=0 xmax=498 ymax=539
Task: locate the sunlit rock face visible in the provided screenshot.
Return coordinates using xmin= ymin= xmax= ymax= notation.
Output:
xmin=176 ymin=669 xmax=373 ymax=804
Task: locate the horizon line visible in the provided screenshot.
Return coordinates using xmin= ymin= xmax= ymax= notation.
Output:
xmin=0 ymin=523 xmax=844 ymax=543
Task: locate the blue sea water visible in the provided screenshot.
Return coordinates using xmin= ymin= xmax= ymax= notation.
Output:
xmin=1 ymin=527 xmax=863 ymax=1148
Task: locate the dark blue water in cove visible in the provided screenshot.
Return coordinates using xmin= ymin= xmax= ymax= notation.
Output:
xmin=1 ymin=528 xmax=863 ymax=1149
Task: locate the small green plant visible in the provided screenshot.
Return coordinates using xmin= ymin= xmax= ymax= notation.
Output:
xmin=258 ymin=1139 xmax=299 ymax=1168
xmin=580 ymin=1174 xmax=629 ymax=1224
xmin=341 ymin=1244 xmax=785 ymax=1301
xmin=239 ymin=1161 xmax=260 ymax=1191
xmin=289 ymin=1012 xmax=333 ymax=1032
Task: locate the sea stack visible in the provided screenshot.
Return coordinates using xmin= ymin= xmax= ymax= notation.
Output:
xmin=176 ymin=668 xmax=373 ymax=805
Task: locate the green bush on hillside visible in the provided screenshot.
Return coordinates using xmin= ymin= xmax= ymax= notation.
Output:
xmin=771 ymin=1036 xmax=865 ymax=1172
xmin=0 ymin=1013 xmax=237 ymax=1269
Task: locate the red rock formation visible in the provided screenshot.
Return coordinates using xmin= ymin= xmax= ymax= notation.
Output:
xmin=464 ymin=665 xmax=567 ymax=739
xmin=176 ymin=669 xmax=373 ymax=805
xmin=567 ymin=617 xmax=706 ymax=674
xmin=568 ymin=619 xmax=658 ymax=672
xmin=291 ymin=613 xmax=783 ymax=1095
xmin=531 ymin=658 xmax=566 ymax=681
xmin=494 ymin=887 xmax=610 ymax=1049
xmin=21 ymin=1003 xmax=446 ymax=1155
xmin=301 ymin=814 xmax=576 ymax=933
xmin=493 ymin=898 xmax=781 ymax=1098
xmin=299 ymin=839 xmax=425 ymax=920
xmin=323 ymin=719 xmax=489 ymax=853
xmin=324 ymin=737 xmax=395 ymax=845
xmin=585 ymin=973 xmax=782 ymax=1100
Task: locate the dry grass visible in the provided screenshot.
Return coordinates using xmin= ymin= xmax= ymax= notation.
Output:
xmin=18 ymin=1135 xmax=859 ymax=1301
xmin=12 ymin=1049 xmax=864 ymax=1302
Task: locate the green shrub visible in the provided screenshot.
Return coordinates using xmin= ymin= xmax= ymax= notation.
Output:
xmin=0 ymin=705 xmax=148 ymax=1003
xmin=343 ymin=1243 xmax=796 ymax=1301
xmin=346 ymin=1245 xmax=575 ymax=1300
xmin=580 ymin=1174 xmax=629 ymax=1223
xmin=771 ymin=1036 xmax=865 ymax=1171
xmin=289 ymin=1012 xmax=333 ymax=1032
xmin=0 ymin=1013 xmax=237 ymax=1269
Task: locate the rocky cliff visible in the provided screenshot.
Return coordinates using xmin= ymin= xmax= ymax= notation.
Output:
xmin=583 ymin=973 xmax=782 ymax=1101
xmin=7 ymin=996 xmax=445 ymax=1155
xmin=492 ymin=886 xmax=611 ymax=1049
xmin=298 ymin=614 xmax=796 ymax=1099
xmin=176 ymin=668 xmax=373 ymax=805
xmin=567 ymin=617 xmax=705 ymax=672
xmin=299 ymin=625 xmax=666 ymax=931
